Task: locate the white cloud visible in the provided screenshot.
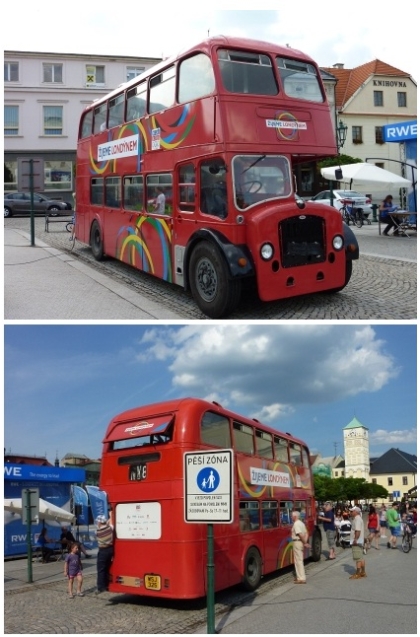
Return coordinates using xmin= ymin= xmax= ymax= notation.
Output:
xmin=370 ymin=428 xmax=417 ymax=445
xmin=138 ymin=325 xmax=399 ymax=418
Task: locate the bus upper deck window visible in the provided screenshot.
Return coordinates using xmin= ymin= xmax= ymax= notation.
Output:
xmin=218 ymin=48 xmax=278 ymax=95
xmin=178 ymin=53 xmax=215 ymax=103
xmin=276 ymin=57 xmax=323 ymax=103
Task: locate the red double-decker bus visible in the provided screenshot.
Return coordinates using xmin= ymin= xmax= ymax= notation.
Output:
xmin=100 ymin=397 xmax=322 ymax=599
xmin=76 ymin=36 xmax=359 ymax=317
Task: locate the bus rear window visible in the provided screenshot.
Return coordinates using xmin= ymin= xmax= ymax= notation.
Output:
xmin=276 ymin=57 xmax=323 ymax=103
xmin=218 ymin=48 xmax=278 ymax=95
xmin=112 ymin=418 xmax=174 ymax=450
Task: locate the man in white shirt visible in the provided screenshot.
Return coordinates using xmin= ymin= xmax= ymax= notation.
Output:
xmin=349 ymin=505 xmax=366 ymax=579
xmin=153 ymin=187 xmax=166 ymax=214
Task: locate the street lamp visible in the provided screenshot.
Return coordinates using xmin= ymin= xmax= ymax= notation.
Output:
xmin=336 ymin=119 xmax=348 ymax=150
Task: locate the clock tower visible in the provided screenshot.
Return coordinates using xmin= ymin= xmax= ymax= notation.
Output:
xmin=343 ymin=416 xmax=370 ymax=479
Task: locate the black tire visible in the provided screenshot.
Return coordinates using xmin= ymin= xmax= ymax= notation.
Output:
xmin=242 ymin=547 xmax=262 ymax=591
xmin=311 ymin=530 xmax=322 ymax=562
xmin=48 ymin=205 xmax=60 ymax=217
xmin=401 ymin=531 xmax=412 ymax=553
xmin=4 ymin=206 xmax=13 ymax=218
xmin=355 ymin=209 xmax=363 ymax=228
xmin=188 ymin=241 xmax=241 ymax=318
xmin=66 ymin=222 xmax=74 ymax=233
xmin=90 ymin=220 xmax=104 ymax=260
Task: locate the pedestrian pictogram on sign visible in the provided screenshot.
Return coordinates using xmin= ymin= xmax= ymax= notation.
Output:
xmin=184 ymin=449 xmax=233 ymax=524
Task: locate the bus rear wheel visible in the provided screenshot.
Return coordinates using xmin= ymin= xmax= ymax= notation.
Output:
xmin=242 ymin=547 xmax=262 ymax=591
xmin=90 ymin=220 xmax=104 ymax=261
xmin=311 ymin=529 xmax=322 ymax=562
xmin=188 ymin=241 xmax=241 ymax=318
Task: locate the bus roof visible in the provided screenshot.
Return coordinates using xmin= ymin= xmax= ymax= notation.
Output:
xmin=102 ymin=396 xmax=308 ymax=448
xmin=85 ymin=35 xmax=320 ymax=111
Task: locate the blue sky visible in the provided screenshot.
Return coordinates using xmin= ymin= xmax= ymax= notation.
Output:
xmin=4 ymin=324 xmax=416 ymax=464
xmin=4 ymin=5 xmax=417 ymax=78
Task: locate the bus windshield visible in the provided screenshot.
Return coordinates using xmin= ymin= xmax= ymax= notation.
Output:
xmin=233 ymin=154 xmax=292 ymax=210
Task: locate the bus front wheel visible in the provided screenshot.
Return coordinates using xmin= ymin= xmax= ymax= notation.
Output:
xmin=188 ymin=241 xmax=241 ymax=318
xmin=90 ymin=220 xmax=104 ymax=261
xmin=242 ymin=547 xmax=262 ymax=591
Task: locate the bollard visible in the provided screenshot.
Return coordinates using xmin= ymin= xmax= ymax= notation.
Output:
xmin=371 ymin=204 xmax=378 ymax=222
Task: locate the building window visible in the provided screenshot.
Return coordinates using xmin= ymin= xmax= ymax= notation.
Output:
xmin=4 ymin=160 xmax=17 ymax=189
xmin=372 ymin=478 xmax=377 ymax=484
xmin=126 ymin=66 xmax=145 ymax=82
xmin=374 ymin=91 xmax=383 ymax=106
xmin=375 ymin=126 xmax=384 ymax=144
xmin=352 ymin=126 xmax=363 ymax=144
xmin=397 ymin=92 xmax=407 ymax=107
xmin=387 ymin=477 xmax=393 ymax=486
xmin=44 ymin=160 xmax=73 ymax=191
xmin=4 ymin=105 xmax=19 ymax=135
xmin=43 ymin=63 xmax=63 ymax=83
xmin=43 ymin=106 xmax=63 ymax=135
xmin=4 ymin=61 xmax=19 ymax=82
xmin=402 ymin=476 xmax=408 ymax=486
xmin=86 ymin=65 xmax=105 ymax=88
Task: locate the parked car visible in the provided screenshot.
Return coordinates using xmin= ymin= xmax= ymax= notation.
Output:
xmin=310 ymin=189 xmax=372 ymax=220
xmin=4 ymin=192 xmax=72 ymax=218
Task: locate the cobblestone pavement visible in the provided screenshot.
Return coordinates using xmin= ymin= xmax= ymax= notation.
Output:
xmin=4 ymin=548 xmax=332 ymax=634
xmin=5 ymin=217 xmax=417 ymax=320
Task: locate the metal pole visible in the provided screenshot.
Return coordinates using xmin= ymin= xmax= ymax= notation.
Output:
xmin=207 ymin=524 xmax=215 ymax=634
xmin=25 ymin=489 xmax=33 ymax=583
xmin=29 ymin=159 xmax=35 ymax=246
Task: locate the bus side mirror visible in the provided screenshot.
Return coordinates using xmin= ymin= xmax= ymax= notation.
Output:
xmin=335 ymin=168 xmax=343 ymax=180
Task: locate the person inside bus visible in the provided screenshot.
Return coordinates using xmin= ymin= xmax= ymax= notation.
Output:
xmin=153 ymin=186 xmax=166 ymax=214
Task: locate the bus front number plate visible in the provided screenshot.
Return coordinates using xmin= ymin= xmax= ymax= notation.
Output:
xmin=145 ymin=574 xmax=161 ymax=590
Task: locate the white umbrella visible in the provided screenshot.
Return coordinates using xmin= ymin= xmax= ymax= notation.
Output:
xmin=4 ymin=498 xmax=75 ymax=524
xmin=321 ymin=163 xmax=411 ymax=190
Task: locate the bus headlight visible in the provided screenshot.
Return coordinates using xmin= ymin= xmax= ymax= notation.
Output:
xmin=332 ymin=235 xmax=344 ymax=251
xmin=260 ymin=243 xmax=274 ymax=261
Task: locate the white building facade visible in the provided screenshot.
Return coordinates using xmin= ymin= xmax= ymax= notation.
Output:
xmin=4 ymin=50 xmax=161 ymax=202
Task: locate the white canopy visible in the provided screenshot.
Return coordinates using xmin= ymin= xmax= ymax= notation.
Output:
xmin=4 ymin=498 xmax=75 ymax=524
xmin=321 ymin=163 xmax=411 ymax=190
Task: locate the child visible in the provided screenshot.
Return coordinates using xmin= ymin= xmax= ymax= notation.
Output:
xmin=64 ymin=542 xmax=84 ymax=598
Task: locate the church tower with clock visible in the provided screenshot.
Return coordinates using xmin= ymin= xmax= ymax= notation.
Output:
xmin=343 ymin=416 xmax=370 ymax=479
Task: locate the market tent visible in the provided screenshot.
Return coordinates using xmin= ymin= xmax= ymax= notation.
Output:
xmin=4 ymin=498 xmax=75 ymax=524
xmin=321 ymin=163 xmax=411 ymax=190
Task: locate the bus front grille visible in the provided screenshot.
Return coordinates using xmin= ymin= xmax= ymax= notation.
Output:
xmin=279 ymin=215 xmax=326 ymax=268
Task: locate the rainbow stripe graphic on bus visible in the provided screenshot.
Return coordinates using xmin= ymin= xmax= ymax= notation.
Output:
xmin=115 ymin=215 xmax=172 ymax=282
xmin=88 ymin=104 xmax=197 ymax=175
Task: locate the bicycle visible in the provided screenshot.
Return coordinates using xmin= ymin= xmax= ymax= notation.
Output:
xmin=401 ymin=520 xmax=413 ymax=553
xmin=339 ymin=202 xmax=364 ymax=228
xmin=66 ymin=213 xmax=76 ymax=251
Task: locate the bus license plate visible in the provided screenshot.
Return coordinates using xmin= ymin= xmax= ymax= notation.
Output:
xmin=145 ymin=574 xmax=161 ymax=591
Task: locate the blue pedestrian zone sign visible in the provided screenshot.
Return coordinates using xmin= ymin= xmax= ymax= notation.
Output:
xmin=184 ymin=449 xmax=233 ymax=523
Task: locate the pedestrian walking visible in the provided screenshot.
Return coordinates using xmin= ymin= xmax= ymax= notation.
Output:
xmin=379 ymin=504 xmax=389 ymax=539
xmin=366 ymin=505 xmax=380 ymax=550
xmin=64 ymin=542 xmax=84 ymax=598
xmin=291 ymin=510 xmax=311 ymax=584
xmin=386 ymin=502 xmax=401 ymax=549
xmin=318 ymin=501 xmax=336 ymax=560
xmin=95 ymin=512 xmax=114 ymax=594
xmin=349 ymin=506 xmax=366 ymax=579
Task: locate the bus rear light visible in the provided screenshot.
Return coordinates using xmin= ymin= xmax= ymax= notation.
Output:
xmin=332 ymin=235 xmax=344 ymax=250
xmin=164 ymin=578 xmax=170 ymax=589
xmin=238 ymin=257 xmax=248 ymax=267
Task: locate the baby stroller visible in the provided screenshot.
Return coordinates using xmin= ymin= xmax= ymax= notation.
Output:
xmin=337 ymin=520 xmax=352 ymax=548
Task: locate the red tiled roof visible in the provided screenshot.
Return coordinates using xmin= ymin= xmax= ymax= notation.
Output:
xmin=322 ymin=60 xmax=412 ymax=110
